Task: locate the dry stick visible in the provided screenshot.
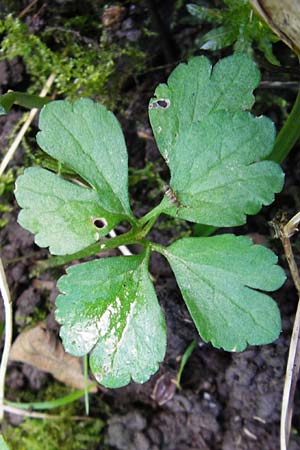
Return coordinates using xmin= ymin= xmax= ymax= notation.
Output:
xmin=18 ymin=0 xmax=39 ymax=18
xmin=2 ymin=404 xmax=92 ymax=421
xmin=276 ymin=212 xmax=300 ymax=450
xmin=260 ymin=81 xmax=300 ymax=90
xmin=0 ymin=258 xmax=94 ymax=423
xmin=0 ymin=72 xmax=56 ymax=177
xmin=108 ymin=228 xmax=132 ymax=256
xmin=0 ymin=258 xmax=13 ymax=421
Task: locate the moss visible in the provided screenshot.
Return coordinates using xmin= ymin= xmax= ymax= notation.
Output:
xmin=0 ymin=15 xmax=145 ymax=105
xmin=0 ymin=12 xmax=145 ymax=173
xmin=3 ymin=416 xmax=105 ymax=450
xmin=3 ymin=383 xmax=107 ymax=450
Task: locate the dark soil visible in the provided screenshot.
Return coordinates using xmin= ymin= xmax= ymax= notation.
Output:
xmin=1 ymin=1 xmax=300 ymax=449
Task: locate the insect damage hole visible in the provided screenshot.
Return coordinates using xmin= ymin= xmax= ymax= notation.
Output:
xmin=149 ymin=98 xmax=171 ymax=110
xmin=93 ymin=217 xmax=108 ymax=229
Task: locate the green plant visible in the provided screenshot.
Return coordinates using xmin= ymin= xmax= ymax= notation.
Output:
xmin=0 ymin=15 xmax=144 ymax=103
xmin=2 ymin=383 xmax=104 ymax=450
xmin=14 ymin=53 xmax=286 ymax=388
xmin=0 ymin=91 xmax=50 ymax=116
xmin=0 ymin=170 xmax=15 ymax=228
xmin=187 ymin=0 xmax=279 ymax=64
xmin=0 ymin=434 xmax=9 ymax=450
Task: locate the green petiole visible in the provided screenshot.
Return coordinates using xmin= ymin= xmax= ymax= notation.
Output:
xmin=4 ymin=384 xmax=96 ymax=411
xmin=268 ymin=81 xmax=300 ymax=164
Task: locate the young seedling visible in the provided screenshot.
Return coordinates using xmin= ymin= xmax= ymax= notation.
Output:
xmin=14 ymin=53 xmax=286 ymax=388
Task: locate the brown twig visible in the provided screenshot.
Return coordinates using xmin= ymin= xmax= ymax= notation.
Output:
xmin=0 ymin=73 xmax=55 ymax=177
xmin=18 ymin=0 xmax=39 ymax=19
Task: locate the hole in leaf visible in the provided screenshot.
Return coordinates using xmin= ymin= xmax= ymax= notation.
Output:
xmin=93 ymin=217 xmax=108 ymax=229
xmin=149 ymin=98 xmax=171 ymax=109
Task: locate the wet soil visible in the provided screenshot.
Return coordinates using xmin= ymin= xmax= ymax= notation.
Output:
xmin=1 ymin=1 xmax=300 ymax=449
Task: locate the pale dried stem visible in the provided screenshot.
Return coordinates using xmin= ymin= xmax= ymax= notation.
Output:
xmin=18 ymin=0 xmax=39 ymax=18
xmin=0 ymin=73 xmax=56 ymax=177
xmin=108 ymin=229 xmax=132 ymax=256
xmin=0 ymin=258 xmax=13 ymax=421
xmin=2 ymin=404 xmax=92 ymax=421
xmin=280 ymin=294 xmax=300 ymax=450
xmin=278 ymin=212 xmax=300 ymax=450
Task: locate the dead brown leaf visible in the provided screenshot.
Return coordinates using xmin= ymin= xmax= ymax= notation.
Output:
xmin=9 ymin=322 xmax=97 ymax=392
xmin=250 ymin=0 xmax=300 ymax=54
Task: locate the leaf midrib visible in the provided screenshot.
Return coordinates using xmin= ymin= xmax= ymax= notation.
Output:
xmin=50 ymin=112 xmax=128 ymax=215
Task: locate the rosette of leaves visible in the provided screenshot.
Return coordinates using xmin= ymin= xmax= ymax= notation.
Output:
xmin=15 ymin=53 xmax=285 ymax=388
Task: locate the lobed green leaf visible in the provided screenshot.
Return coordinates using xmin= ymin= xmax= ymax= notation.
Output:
xmin=164 ymin=234 xmax=286 ymax=351
xmin=159 ymin=111 xmax=284 ymax=226
xmin=149 ymin=54 xmax=284 ymax=226
xmin=56 ymin=253 xmax=167 ymax=388
xmin=37 ymin=98 xmax=133 ymax=218
xmin=149 ymin=53 xmax=260 ymax=158
xmin=15 ymin=167 xmax=125 ymax=255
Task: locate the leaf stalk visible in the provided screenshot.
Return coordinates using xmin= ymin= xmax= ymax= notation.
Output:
xmin=40 ymin=229 xmax=139 ymax=269
xmin=268 ymin=82 xmax=300 ymax=164
xmin=138 ymin=196 xmax=170 ymax=227
xmin=4 ymin=384 xmax=97 ymax=411
xmin=38 ymin=199 xmax=172 ymax=270
xmin=39 ymin=217 xmax=163 ymax=270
